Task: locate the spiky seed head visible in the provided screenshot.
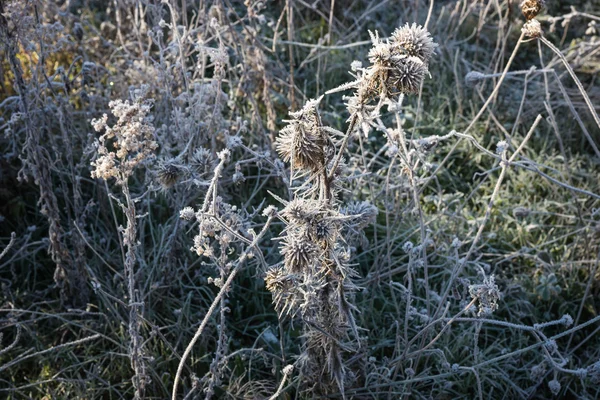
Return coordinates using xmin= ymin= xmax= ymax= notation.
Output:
xmin=276 ymin=99 xmax=326 ymax=172
xmin=157 ymin=162 xmax=182 ymax=189
xmin=520 ymin=0 xmax=544 ymax=21
xmin=367 ymin=41 xmax=393 ymax=65
xmin=390 ymin=23 xmax=437 ymax=64
xmin=281 ymin=234 xmax=317 ymax=273
xmin=265 ymin=266 xmax=292 ymax=294
xmin=313 ymin=218 xmax=336 ymax=244
xmin=281 ymin=198 xmax=320 ymax=224
xmin=390 ymin=56 xmax=428 ymax=95
xmin=190 ymin=147 xmax=215 ymax=176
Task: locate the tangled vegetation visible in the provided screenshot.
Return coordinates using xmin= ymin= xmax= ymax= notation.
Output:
xmin=1 ymin=0 xmax=599 ymax=399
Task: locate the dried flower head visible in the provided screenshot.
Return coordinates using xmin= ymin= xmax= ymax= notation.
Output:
xmin=91 ymin=96 xmax=157 ymax=183
xmin=280 ymin=234 xmax=317 ymax=273
xmin=364 ymin=33 xmax=430 ymax=98
xmin=276 ymin=98 xmax=328 ymax=172
xmin=312 ymin=218 xmax=337 ymax=245
xmin=522 ymin=19 xmax=542 ymax=38
xmin=281 ymin=198 xmax=321 ymax=224
xmin=390 ymin=23 xmax=437 ymax=64
xmin=548 ymin=379 xmax=561 ymax=396
xmin=520 ymin=0 xmax=545 ymax=21
xmin=157 ymin=161 xmax=183 ymax=189
xmin=179 ymin=207 xmax=196 ymax=220
xmin=190 ymin=147 xmax=215 ymax=177
xmin=389 ymin=56 xmax=428 ymax=95
xmin=469 ymin=275 xmax=501 ymax=316
xmin=265 ymin=266 xmax=298 ymax=316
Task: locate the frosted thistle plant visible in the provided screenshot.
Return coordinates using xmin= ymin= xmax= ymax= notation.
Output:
xmin=266 ymin=22 xmax=438 ymax=397
xmin=363 ymin=32 xmax=427 ymax=97
xmin=275 ymin=97 xmax=329 ymax=173
xmin=329 ymin=23 xmax=437 ymax=102
xmin=390 ymin=23 xmax=438 ymax=65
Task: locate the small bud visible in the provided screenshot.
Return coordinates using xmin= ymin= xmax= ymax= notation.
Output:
xmin=548 ymin=379 xmax=560 ymax=395
xmin=180 ymin=207 xmax=196 ymax=221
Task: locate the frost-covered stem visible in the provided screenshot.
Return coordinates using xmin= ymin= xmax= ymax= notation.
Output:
xmin=473 ymin=313 xmax=600 ymax=369
xmin=539 ymin=35 xmax=600 ymax=136
xmin=204 ymin=247 xmax=230 ymax=400
xmin=0 ymin=232 xmax=16 ymax=261
xmin=122 ymin=183 xmax=147 ymax=400
xmin=407 ymin=298 xmax=478 ymax=358
xmin=172 ymin=216 xmax=274 ymax=400
xmin=269 ymin=365 xmax=294 ymax=400
xmin=328 ymin=113 xmax=358 ymax=182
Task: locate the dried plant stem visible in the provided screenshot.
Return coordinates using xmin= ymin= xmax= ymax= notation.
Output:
xmin=473 ymin=313 xmax=600 ymax=370
xmin=0 ymin=233 xmax=16 ymax=260
xmin=328 ymin=113 xmax=358 ymax=182
xmin=268 ymin=366 xmax=293 ymax=400
xmin=172 ymin=216 xmax=274 ymax=400
xmin=121 ymin=184 xmax=147 ymax=400
xmin=539 ymin=35 xmax=600 ymax=154
xmin=0 ymin=334 xmax=101 ymax=373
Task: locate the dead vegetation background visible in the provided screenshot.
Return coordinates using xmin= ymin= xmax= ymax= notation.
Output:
xmin=1 ymin=0 xmax=599 ymax=399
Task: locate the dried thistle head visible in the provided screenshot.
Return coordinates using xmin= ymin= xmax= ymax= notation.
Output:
xmin=265 ymin=266 xmax=299 ymax=316
xmin=157 ymin=161 xmax=183 ymax=189
xmin=520 ymin=0 xmax=545 ymax=21
xmin=281 ymin=198 xmax=321 ymax=224
xmin=312 ymin=218 xmax=337 ymax=245
xmin=390 ymin=23 xmax=437 ymax=64
xmin=364 ymin=30 xmax=432 ymax=98
xmin=189 ymin=147 xmax=215 ymax=177
xmin=280 ymin=233 xmax=317 ymax=273
xmin=276 ymin=98 xmax=327 ymax=172
xmin=388 ymin=56 xmax=428 ymax=95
